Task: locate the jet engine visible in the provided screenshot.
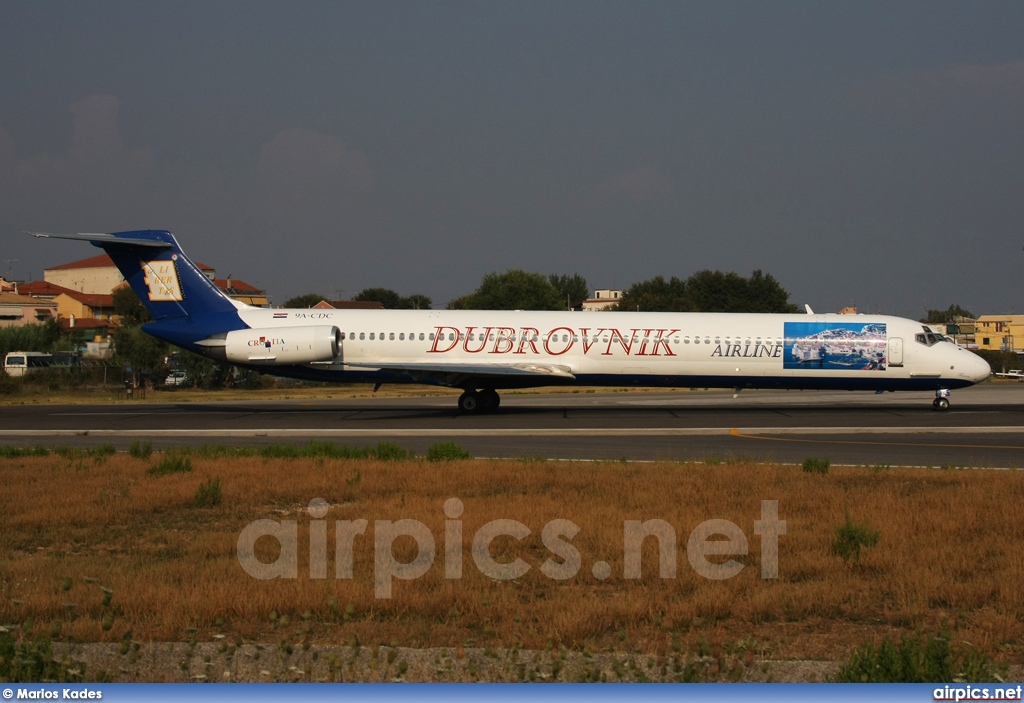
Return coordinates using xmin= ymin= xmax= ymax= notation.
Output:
xmin=222 ymin=325 xmax=341 ymax=365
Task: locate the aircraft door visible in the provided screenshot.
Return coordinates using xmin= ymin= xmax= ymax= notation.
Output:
xmin=889 ymin=337 xmax=903 ymax=367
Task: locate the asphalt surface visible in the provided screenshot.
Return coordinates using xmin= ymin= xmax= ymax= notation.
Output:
xmin=2 ymin=384 xmax=1024 ymax=467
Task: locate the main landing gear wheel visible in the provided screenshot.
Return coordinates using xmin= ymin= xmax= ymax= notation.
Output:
xmin=482 ymin=389 xmax=500 ymax=410
xmin=458 ymin=390 xmax=481 ymax=413
xmin=458 ymin=389 xmax=501 ymax=414
xmin=932 ymin=397 xmax=950 ymax=411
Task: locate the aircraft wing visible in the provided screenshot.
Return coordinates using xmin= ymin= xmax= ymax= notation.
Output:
xmin=341 ymin=361 xmax=576 ymax=383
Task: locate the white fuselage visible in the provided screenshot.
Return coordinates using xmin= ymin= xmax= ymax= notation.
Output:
xmin=230 ymin=308 xmax=991 ymax=392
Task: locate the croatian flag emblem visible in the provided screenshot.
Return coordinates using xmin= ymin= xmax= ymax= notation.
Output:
xmin=273 ymin=313 xmax=287 ymax=319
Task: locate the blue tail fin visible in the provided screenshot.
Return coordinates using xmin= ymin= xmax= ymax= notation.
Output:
xmin=30 ymin=230 xmax=246 ymax=348
xmin=31 ymin=230 xmax=238 ymax=320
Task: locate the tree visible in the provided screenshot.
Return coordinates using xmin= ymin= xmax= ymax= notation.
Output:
xmin=446 ymin=294 xmax=474 ymax=310
xmin=282 ymin=293 xmax=327 ymax=309
xmin=458 ymin=269 xmax=564 ymax=310
xmin=615 ymin=276 xmax=693 ymax=312
xmin=923 ymin=304 xmax=975 ymax=324
xmin=354 ymin=287 xmax=403 ymax=309
xmin=113 ymin=286 xmax=151 ymax=327
xmin=0 ymin=321 xmax=64 ymax=359
xmin=742 ymin=270 xmax=800 ymax=313
xmin=179 ymin=348 xmax=228 ymax=389
xmin=549 ymin=273 xmax=590 ymax=311
xmin=616 ymin=269 xmax=798 ymax=313
xmin=402 ymin=293 xmax=433 ymax=310
xmin=685 ymin=270 xmax=748 ymax=312
xmin=112 ymin=326 xmax=169 ymax=385
xmin=354 ymin=288 xmax=433 ymax=309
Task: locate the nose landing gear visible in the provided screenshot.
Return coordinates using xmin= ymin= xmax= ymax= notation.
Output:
xmin=932 ymin=388 xmax=950 ymax=411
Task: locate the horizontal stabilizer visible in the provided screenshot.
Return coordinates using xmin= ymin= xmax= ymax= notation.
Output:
xmin=27 ymin=231 xmax=171 ymax=248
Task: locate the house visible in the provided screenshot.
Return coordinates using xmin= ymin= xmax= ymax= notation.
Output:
xmin=214 ymin=278 xmax=269 ymax=307
xmin=582 ymin=289 xmax=622 ymax=311
xmin=0 ymin=292 xmax=58 ymax=328
xmin=57 ymin=317 xmax=114 ymax=358
xmin=975 ymin=315 xmax=1024 ymax=353
xmin=17 ymin=281 xmax=116 ymax=322
xmin=44 ymin=252 xmax=216 ymax=294
xmin=43 ymin=252 xmax=268 ymax=306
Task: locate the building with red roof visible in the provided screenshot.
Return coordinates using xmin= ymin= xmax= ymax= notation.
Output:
xmin=45 ymin=252 xmax=215 ymax=295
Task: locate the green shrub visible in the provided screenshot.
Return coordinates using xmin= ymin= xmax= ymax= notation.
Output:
xmin=831 ymin=513 xmax=880 ymax=563
xmin=53 ymin=444 xmax=116 ymax=460
xmin=0 ymin=445 xmax=49 ymax=458
xmin=835 ymin=633 xmax=998 ymax=682
xmin=802 ymin=456 xmax=830 ymax=474
xmin=148 ymin=453 xmax=194 ymax=476
xmin=129 ymin=440 xmax=153 ymax=459
xmin=371 ymin=441 xmax=414 ymax=461
xmin=194 ymin=476 xmax=222 ymax=507
xmin=427 ymin=441 xmax=471 ymax=462
xmin=171 ymin=441 xmax=416 ymax=461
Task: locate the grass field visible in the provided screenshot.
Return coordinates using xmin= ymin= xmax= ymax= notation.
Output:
xmin=1 ymin=445 xmax=1022 ymax=680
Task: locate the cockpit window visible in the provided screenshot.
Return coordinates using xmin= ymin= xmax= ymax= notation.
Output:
xmin=915 ymin=331 xmax=946 ymax=347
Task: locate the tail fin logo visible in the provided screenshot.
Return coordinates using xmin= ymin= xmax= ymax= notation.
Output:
xmin=141 ymin=260 xmax=184 ymax=301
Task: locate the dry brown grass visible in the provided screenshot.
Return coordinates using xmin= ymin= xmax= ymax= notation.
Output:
xmin=1 ymin=450 xmax=1022 ymax=666
xmin=0 ymin=382 xmax=687 ymax=406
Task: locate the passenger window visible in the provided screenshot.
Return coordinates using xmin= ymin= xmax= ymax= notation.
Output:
xmin=359 ymin=332 xmax=365 ymax=341
xmin=399 ymin=333 xmax=405 ymax=341
xmin=369 ymin=333 xmax=375 ymax=340
xmin=389 ymin=333 xmax=394 ymax=340
xmin=428 ymin=333 xmax=434 ymax=340
xmin=420 ymin=333 xmax=425 ymax=341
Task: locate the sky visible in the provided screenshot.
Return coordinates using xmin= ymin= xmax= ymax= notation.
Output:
xmin=1 ymin=1 xmax=1022 ymax=316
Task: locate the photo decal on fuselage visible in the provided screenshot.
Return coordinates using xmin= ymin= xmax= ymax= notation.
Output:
xmin=783 ymin=322 xmax=887 ymax=371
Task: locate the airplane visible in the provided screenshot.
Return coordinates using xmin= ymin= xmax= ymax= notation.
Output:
xmin=995 ymin=369 xmax=1024 ymax=381
xmin=31 ymin=230 xmax=992 ymax=412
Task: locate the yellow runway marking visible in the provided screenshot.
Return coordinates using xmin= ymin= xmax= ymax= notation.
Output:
xmin=729 ymin=428 xmax=1024 ymax=451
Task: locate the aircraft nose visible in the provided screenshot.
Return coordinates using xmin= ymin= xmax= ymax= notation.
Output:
xmin=968 ymin=351 xmax=992 ymax=383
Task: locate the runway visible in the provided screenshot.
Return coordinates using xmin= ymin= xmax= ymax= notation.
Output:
xmin=2 ymin=384 xmax=1024 ymax=467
